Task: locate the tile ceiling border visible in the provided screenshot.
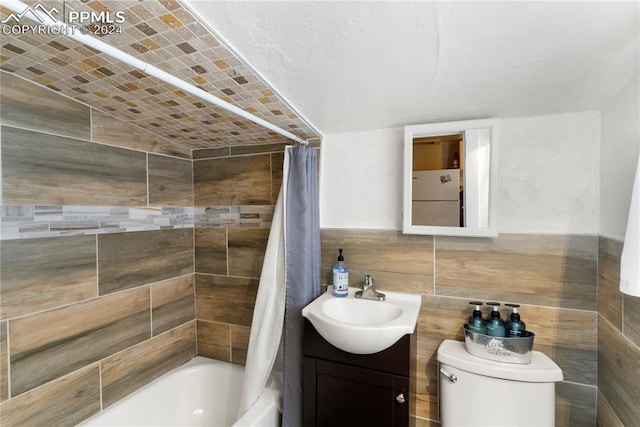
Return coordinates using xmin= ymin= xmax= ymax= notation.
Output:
xmin=178 ymin=0 xmax=323 ymax=142
xmin=0 ymin=0 xmax=322 ymax=150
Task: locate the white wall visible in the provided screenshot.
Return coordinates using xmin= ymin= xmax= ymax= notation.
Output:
xmin=319 ymin=128 xmax=404 ymax=230
xmin=320 ymin=111 xmax=601 ymax=234
xmin=498 ymin=112 xmax=600 ymax=234
xmin=599 ymin=73 xmax=640 ymax=240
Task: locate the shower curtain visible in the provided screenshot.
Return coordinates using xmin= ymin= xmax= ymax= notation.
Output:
xmin=237 ymin=145 xmax=321 ymax=427
xmin=283 ymin=145 xmax=322 ymax=427
xmin=621 ymin=152 xmax=640 ymax=297
xmin=236 ymin=189 xmax=286 ymax=417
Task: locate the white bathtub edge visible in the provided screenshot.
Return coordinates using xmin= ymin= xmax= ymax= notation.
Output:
xmin=232 ymin=387 xmax=281 ymax=427
xmin=79 ymin=356 xmax=280 ymax=427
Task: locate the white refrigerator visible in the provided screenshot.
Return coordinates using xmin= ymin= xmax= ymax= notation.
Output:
xmin=411 ymin=169 xmax=460 ymax=227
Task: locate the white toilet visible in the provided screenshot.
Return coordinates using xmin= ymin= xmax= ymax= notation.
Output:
xmin=437 ymin=340 xmax=563 ymax=427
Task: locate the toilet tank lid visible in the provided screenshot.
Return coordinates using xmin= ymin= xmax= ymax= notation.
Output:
xmin=437 ymin=340 xmax=563 ymax=383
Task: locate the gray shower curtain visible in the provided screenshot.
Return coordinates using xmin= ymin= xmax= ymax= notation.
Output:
xmin=283 ymin=145 xmax=321 ymax=427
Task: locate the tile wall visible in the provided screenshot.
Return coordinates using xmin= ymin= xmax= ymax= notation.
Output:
xmin=0 ymin=72 xmax=197 ymax=425
xmin=321 ymin=230 xmax=599 ymax=426
xmin=192 ymin=145 xmax=283 ymax=365
xmin=0 ymin=72 xmax=293 ymax=425
xmin=597 ymin=237 xmax=640 ymax=426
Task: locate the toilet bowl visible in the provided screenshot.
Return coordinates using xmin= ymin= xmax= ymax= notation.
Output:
xmin=437 ymin=340 xmax=563 ymax=427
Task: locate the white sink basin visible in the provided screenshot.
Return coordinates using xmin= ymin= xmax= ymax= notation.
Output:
xmin=302 ymin=287 xmax=422 ymax=354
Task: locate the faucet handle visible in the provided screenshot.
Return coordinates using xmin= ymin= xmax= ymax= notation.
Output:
xmin=363 ymin=274 xmax=373 ymax=288
xmin=364 ymin=273 xmax=371 ymax=287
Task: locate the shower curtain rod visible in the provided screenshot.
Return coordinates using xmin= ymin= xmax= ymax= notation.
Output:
xmin=3 ymin=0 xmax=309 ymax=145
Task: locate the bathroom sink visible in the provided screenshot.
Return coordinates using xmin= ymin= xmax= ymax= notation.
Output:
xmin=302 ymin=287 xmax=422 ymax=354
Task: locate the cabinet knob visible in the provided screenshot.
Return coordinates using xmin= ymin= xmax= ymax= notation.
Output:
xmin=395 ymin=393 xmax=406 ymax=404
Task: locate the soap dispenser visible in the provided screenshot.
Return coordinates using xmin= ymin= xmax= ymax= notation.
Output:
xmin=466 ymin=301 xmax=487 ymax=334
xmin=331 ymin=248 xmax=349 ymax=297
xmin=485 ymin=302 xmax=506 ymax=337
xmin=505 ymin=303 xmax=526 ymax=337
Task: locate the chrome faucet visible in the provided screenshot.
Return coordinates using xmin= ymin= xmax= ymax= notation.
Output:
xmin=355 ymin=274 xmax=386 ymax=301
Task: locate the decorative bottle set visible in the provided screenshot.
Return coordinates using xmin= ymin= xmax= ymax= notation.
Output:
xmin=466 ymin=301 xmax=526 ymax=337
xmin=463 ymin=301 xmax=535 ymax=364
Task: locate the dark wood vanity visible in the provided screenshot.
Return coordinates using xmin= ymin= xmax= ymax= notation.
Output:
xmin=303 ymin=319 xmax=412 ymax=427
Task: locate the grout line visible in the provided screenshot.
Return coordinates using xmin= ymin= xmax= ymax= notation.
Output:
xmin=146 ymin=153 xmax=150 ymax=207
xmin=229 ymin=324 xmax=233 ymax=363
xmin=190 ymin=156 xmax=195 ymax=209
xmin=433 ymin=236 xmax=437 ymax=295
xmin=192 ymin=273 xmax=198 ymax=322
xmin=560 ymin=379 xmax=598 ymax=388
xmin=226 ymin=227 xmax=230 ymax=276
xmin=620 ymin=292 xmax=625 ymax=336
xmin=598 ymin=314 xmax=640 ymax=352
xmin=420 ymin=292 xmax=601 ymax=314
xmin=98 ymin=362 xmax=103 ymax=412
xmin=192 ymin=225 xmax=196 ymax=275
xmin=270 ymin=153 xmax=274 ymax=205
xmin=95 ymin=235 xmax=100 ymax=297
xmin=1 ymin=277 xmax=179 ymax=323
xmin=89 ymin=108 xmax=93 ymax=142
xmin=6 ymin=321 xmax=11 ymax=400
xmin=0 ymin=123 xmax=189 ymax=161
xmin=193 ymin=271 xmax=259 ymax=281
xmin=192 ymin=150 xmax=280 ymax=161
xmin=596 ymin=313 xmax=600 ymax=385
xmin=149 ymin=283 xmax=153 ymax=337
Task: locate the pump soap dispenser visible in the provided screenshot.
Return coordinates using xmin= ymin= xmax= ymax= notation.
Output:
xmin=485 ymin=302 xmax=506 ymax=337
xmin=331 ymin=248 xmax=349 ymax=297
xmin=505 ymin=303 xmax=526 ymax=337
xmin=466 ymin=302 xmax=487 ymax=334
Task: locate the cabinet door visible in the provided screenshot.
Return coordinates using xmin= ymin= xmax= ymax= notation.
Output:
xmin=304 ymin=358 xmax=409 ymax=427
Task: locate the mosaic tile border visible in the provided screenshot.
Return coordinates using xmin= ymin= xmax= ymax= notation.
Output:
xmin=1 ymin=205 xmax=275 ymax=239
xmin=194 ymin=205 xmax=274 ymax=228
xmin=1 ymin=205 xmax=194 ymax=240
xmin=0 ymin=0 xmax=321 ymax=148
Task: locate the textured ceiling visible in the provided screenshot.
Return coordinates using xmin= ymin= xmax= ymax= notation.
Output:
xmin=188 ymin=1 xmax=640 ymax=134
xmin=0 ymin=0 xmax=320 ymax=149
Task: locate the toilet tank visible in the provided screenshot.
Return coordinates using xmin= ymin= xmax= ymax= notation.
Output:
xmin=437 ymin=340 xmax=563 ymax=427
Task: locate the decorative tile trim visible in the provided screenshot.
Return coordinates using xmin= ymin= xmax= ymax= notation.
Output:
xmin=194 ymin=206 xmax=274 ymax=228
xmin=1 ymin=204 xmax=276 ymax=239
xmin=1 ymin=205 xmax=193 ymax=240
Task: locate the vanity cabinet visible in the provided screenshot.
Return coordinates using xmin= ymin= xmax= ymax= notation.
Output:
xmin=303 ymin=320 xmax=411 ymax=427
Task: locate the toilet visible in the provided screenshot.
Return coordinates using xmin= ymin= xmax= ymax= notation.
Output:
xmin=437 ymin=340 xmax=563 ymax=427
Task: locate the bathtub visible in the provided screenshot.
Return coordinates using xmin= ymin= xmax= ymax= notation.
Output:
xmin=80 ymin=357 xmax=281 ymax=427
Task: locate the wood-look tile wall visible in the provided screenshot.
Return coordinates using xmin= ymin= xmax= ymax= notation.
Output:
xmin=321 ymin=229 xmax=599 ymax=426
xmin=3 ymin=125 xmax=148 ymax=206
xmin=597 ymin=237 xmax=640 ymax=426
xmin=193 ymin=152 xmax=281 ymax=205
xmin=0 ymin=73 xmax=197 ymax=425
xmin=1 ymin=72 xmax=193 ymax=208
xmin=5 ymin=64 xmax=633 ymax=427
xmin=193 ymin=149 xmax=282 ymax=364
xmin=98 ymin=228 xmax=194 ymax=295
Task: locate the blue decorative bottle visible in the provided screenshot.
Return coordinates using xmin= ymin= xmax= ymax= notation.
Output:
xmin=505 ymin=303 xmax=526 ymax=337
xmin=331 ymin=248 xmax=349 ymax=297
xmin=466 ymin=301 xmax=486 ymax=334
xmin=485 ymin=302 xmax=506 ymax=337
